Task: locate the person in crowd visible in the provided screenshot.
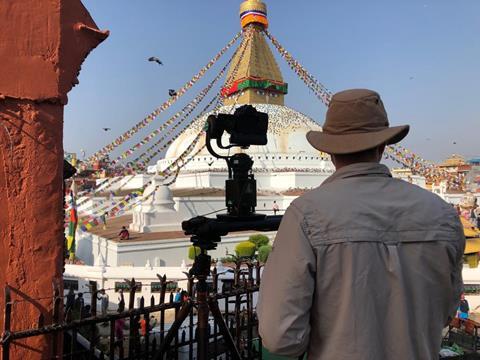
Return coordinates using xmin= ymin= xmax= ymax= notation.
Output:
xmin=458 ymin=293 xmax=470 ymax=320
xmin=455 ymin=204 xmax=461 ymax=215
xmin=82 ymin=304 xmax=91 ymax=319
xmin=101 ymin=211 xmax=108 ymax=230
xmin=475 ymin=205 xmax=480 ymax=228
xmin=97 ymin=288 xmax=109 ymax=316
xmin=469 ymin=207 xmax=477 ymax=224
xmin=65 ymin=287 xmax=75 ymax=320
xmin=118 ymin=289 xmax=125 ymax=312
xmin=139 ymin=315 xmax=147 ymax=343
xmin=174 ymin=288 xmax=182 ymax=303
xmin=73 ymin=292 xmax=85 ymax=319
xmin=181 ymin=290 xmax=189 ymax=302
xmin=461 ymin=206 xmax=471 ymax=221
xmin=150 ymin=315 xmax=158 ymax=330
xmin=258 ymin=89 xmax=465 ymax=359
xmin=118 ymin=226 xmax=130 ymax=240
xmin=272 ymin=201 xmax=280 ymax=215
xmin=115 ymin=309 xmax=125 ymax=356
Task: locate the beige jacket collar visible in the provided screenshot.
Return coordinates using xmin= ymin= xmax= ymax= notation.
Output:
xmin=322 ymin=162 xmax=392 ymax=186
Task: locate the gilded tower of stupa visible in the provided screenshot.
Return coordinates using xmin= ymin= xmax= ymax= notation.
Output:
xmin=158 ymin=0 xmax=333 ymax=191
xmin=222 ymin=0 xmax=287 ymax=106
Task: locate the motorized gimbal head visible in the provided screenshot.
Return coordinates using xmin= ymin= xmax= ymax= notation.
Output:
xmin=205 ymin=105 xmax=268 ymax=219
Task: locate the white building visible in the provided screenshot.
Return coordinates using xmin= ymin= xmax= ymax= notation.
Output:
xmin=76 ymin=213 xmax=276 ymax=268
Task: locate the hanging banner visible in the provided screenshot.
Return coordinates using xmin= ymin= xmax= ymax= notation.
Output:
xmin=66 ymin=191 xmax=78 ymax=260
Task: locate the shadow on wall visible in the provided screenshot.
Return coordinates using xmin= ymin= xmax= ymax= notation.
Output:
xmin=182 ymin=199 xmax=216 ymax=219
xmin=178 ymin=200 xmax=219 ymax=220
xmin=152 ymin=257 xmax=166 ymax=267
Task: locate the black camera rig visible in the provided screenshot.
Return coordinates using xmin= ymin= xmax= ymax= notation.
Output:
xmin=181 ymin=105 xmax=282 ymax=252
xmin=164 ymin=105 xmax=283 ymax=360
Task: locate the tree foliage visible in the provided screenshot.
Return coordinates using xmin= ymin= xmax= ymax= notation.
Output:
xmin=248 ymin=234 xmax=270 ymax=249
xmin=235 ymin=241 xmax=256 ymax=257
xmin=258 ymin=244 xmax=273 ymax=263
xmin=188 ymin=245 xmax=202 ymax=260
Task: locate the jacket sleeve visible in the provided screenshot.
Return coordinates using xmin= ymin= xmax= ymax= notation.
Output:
xmin=449 ymin=212 xmax=466 ymax=321
xmin=257 ymin=203 xmax=316 ymax=357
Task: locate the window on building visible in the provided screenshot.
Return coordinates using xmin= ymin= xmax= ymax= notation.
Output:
xmin=64 ymin=279 xmax=79 ymax=291
xmin=221 ymin=279 xmax=234 ymax=294
xmin=151 ymin=281 xmax=178 ymax=293
xmin=115 ymin=281 xmax=142 ymax=293
xmin=464 ymin=284 xmax=480 ymax=295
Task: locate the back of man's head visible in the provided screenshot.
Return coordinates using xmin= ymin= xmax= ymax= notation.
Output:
xmin=331 ymin=144 xmax=385 ymax=170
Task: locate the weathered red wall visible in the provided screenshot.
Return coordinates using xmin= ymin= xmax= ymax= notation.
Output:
xmin=0 ymin=0 xmax=107 ymax=358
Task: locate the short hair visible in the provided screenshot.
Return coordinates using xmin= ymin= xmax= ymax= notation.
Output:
xmin=332 ymin=145 xmax=383 ymax=164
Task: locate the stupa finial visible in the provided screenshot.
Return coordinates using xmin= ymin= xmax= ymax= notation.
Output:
xmin=239 ymin=0 xmax=268 ymax=29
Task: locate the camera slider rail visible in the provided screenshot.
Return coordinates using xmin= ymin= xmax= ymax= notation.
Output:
xmin=182 ymin=214 xmax=283 ymax=251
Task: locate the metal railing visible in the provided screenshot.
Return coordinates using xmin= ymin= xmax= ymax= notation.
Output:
xmin=1 ymin=261 xmax=264 ymax=360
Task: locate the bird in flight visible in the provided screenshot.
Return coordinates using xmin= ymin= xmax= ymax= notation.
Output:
xmin=102 ymin=128 xmax=111 ymax=132
xmin=148 ymin=56 xmax=163 ymax=65
xmin=168 ymin=89 xmax=177 ymax=97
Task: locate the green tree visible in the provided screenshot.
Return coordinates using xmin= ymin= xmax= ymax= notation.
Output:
xmin=258 ymin=244 xmax=273 ymax=263
xmin=235 ymin=241 xmax=256 ymax=257
xmin=188 ymin=245 xmax=202 ymax=260
xmin=248 ymin=234 xmax=270 ymax=249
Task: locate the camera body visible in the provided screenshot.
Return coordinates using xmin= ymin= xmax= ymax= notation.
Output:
xmin=207 ymin=105 xmax=268 ymax=147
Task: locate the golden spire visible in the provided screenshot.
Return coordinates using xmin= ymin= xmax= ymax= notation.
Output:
xmin=222 ymin=0 xmax=287 ymax=106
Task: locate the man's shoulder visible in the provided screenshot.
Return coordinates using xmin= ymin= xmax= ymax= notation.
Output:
xmin=391 ymin=177 xmax=448 ymax=200
xmin=391 ymin=178 xmax=458 ymax=213
xmin=292 ymin=176 xmax=455 ymax=217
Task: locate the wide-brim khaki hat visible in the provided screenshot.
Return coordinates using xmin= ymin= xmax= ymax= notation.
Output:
xmin=307 ymin=89 xmax=409 ymax=154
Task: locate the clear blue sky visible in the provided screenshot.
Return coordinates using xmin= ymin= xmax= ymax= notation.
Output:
xmin=65 ymin=0 xmax=480 ymax=162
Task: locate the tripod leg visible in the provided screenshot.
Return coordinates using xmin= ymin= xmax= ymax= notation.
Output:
xmin=209 ymin=298 xmax=242 ymax=360
xmin=154 ymin=301 xmax=192 ymax=360
xmin=197 ymin=289 xmax=209 ymax=360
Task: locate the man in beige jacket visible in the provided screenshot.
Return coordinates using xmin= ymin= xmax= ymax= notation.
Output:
xmin=257 ymin=89 xmax=465 ymax=359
